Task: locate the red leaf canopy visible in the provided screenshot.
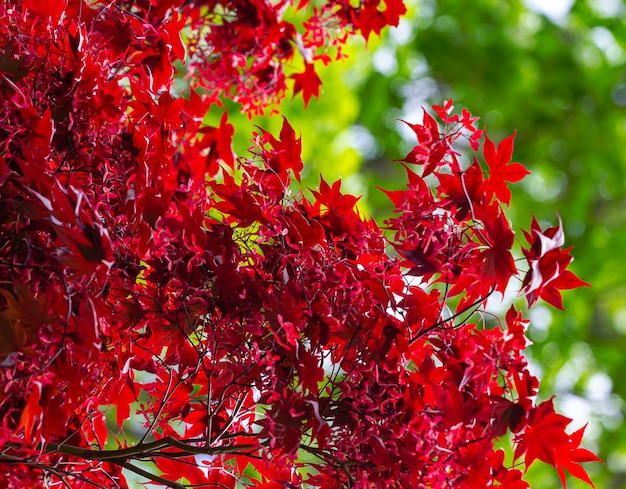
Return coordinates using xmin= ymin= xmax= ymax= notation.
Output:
xmin=0 ymin=3 xmax=597 ymax=489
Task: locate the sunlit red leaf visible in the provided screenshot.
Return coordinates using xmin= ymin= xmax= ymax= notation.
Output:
xmin=258 ymin=117 xmax=304 ymax=181
xmin=478 ymin=205 xmax=517 ymax=292
xmin=291 ymin=62 xmax=322 ymax=108
xmin=522 ymin=216 xmax=590 ymax=309
xmin=18 ymin=382 xmax=43 ymax=441
xmin=481 ymin=132 xmax=530 ymax=205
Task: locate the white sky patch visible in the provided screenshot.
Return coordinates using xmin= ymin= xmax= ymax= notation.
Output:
xmin=585 ymin=372 xmax=613 ymax=402
xmin=554 ymin=342 xmax=594 ymax=393
xmin=523 ymin=0 xmax=574 ymax=23
xmin=589 ymin=0 xmax=624 ymax=17
xmin=195 ymin=453 xmax=217 ymax=476
xmin=332 ymin=125 xmax=378 ymax=158
xmin=524 ymin=353 xmax=544 ymax=379
xmin=559 ymin=388 xmax=623 ymax=439
xmin=528 ymin=304 xmax=552 ymax=342
xmin=558 ymin=393 xmax=593 ymax=432
xmin=522 ymin=170 xmax=567 ymax=202
xmin=373 ymin=46 xmax=399 ymax=76
xmin=591 ymin=26 xmax=625 ymax=65
xmin=549 ymin=342 xmax=623 ymax=438
xmin=484 ymin=281 xmax=519 ymax=316
xmin=389 ymin=18 xmax=415 ymax=45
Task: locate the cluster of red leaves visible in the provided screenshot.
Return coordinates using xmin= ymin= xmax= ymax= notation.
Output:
xmin=0 ymin=2 xmax=598 ymax=489
xmin=105 ymin=0 xmax=404 ymax=115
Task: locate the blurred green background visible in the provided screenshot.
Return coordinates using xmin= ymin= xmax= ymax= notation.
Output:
xmin=210 ymin=0 xmax=626 ymax=487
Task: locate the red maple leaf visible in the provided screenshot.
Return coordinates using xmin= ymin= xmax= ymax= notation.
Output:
xmin=522 ymin=216 xmax=590 ymax=309
xmin=437 ymin=157 xmax=485 ymax=220
xmin=291 ymin=62 xmax=322 ymax=108
xmin=479 ymin=204 xmax=517 ymax=293
xmin=249 ymin=458 xmax=298 ymax=489
xmin=161 ymin=12 xmax=187 ymax=62
xmin=515 ymin=398 xmax=571 ymax=467
xmin=23 ymin=0 xmax=67 ymax=24
xmin=401 ymin=111 xmax=449 ymax=176
xmin=203 ymin=111 xmax=236 ymax=175
xmin=311 ymin=176 xmax=360 ymax=215
xmin=554 ymin=425 xmax=603 ymax=488
xmin=358 ymin=0 xmax=407 ymax=40
xmin=258 ymin=117 xmax=304 ymax=181
xmin=515 ymin=399 xmax=602 ymax=488
xmin=481 ymin=131 xmax=530 ymax=205
xmin=18 ymin=381 xmax=43 ymax=441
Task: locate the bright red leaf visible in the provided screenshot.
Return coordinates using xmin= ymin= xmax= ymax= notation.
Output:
xmin=522 ymin=216 xmax=591 ymax=309
xmin=291 ymin=62 xmax=322 ymax=108
xmin=481 ymin=132 xmax=530 ymax=205
xmin=515 ymin=399 xmax=602 ymax=488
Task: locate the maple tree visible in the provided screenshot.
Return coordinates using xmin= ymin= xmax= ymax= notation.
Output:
xmin=0 ymin=1 xmax=601 ymax=488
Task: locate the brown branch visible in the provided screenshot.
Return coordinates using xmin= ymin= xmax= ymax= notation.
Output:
xmin=5 ymin=438 xmax=258 ymax=462
xmin=115 ymin=460 xmax=186 ymax=489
